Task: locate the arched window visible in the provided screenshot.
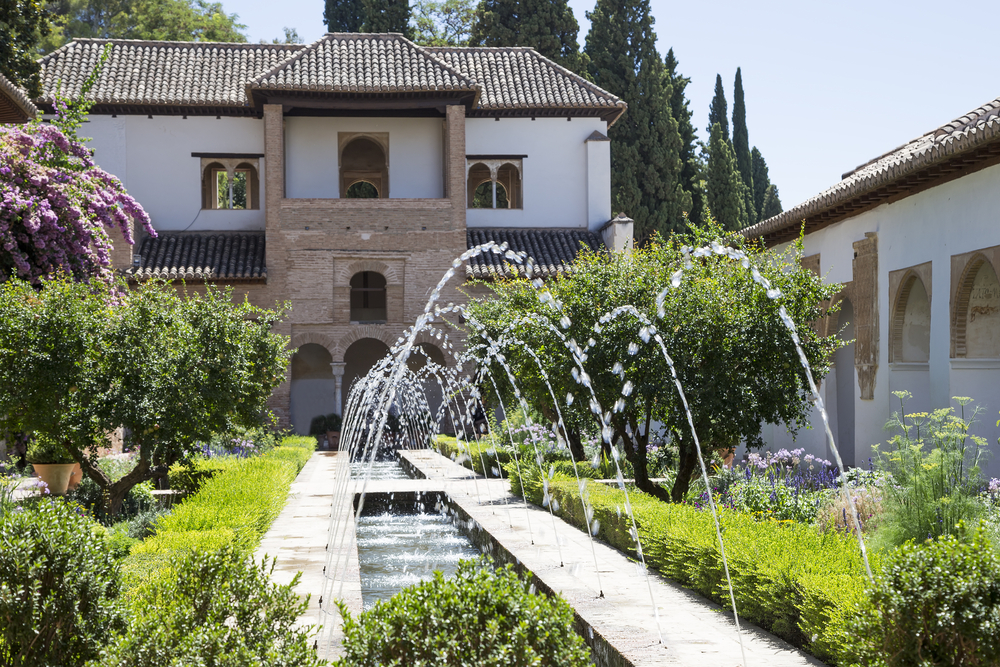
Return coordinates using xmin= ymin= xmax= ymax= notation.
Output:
xmin=467 ymin=159 xmax=522 ymax=209
xmin=955 ymin=257 xmax=1000 ymax=358
xmin=201 ymin=158 xmax=260 ymax=210
xmin=340 ymin=135 xmax=388 ymax=199
xmin=890 ymin=274 xmax=930 ymax=363
xmin=350 ymin=271 xmax=387 ymax=322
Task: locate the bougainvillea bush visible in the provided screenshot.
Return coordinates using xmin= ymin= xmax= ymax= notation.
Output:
xmin=0 ymin=117 xmax=153 ymax=282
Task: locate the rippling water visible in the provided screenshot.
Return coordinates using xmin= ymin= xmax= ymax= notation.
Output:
xmin=350 ymin=460 xmax=410 ymax=480
xmin=356 ymin=511 xmax=481 ymax=609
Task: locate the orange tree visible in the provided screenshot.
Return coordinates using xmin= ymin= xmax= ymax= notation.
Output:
xmin=467 ymin=225 xmax=840 ymax=502
xmin=0 ymin=277 xmax=290 ymax=516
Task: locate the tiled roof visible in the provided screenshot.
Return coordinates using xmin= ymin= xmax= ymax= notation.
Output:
xmin=427 ymin=47 xmax=625 ymax=122
xmin=38 ymin=40 xmax=304 ymax=113
xmin=466 ymin=228 xmax=605 ymax=279
xmin=0 ymin=73 xmax=37 ymax=123
xmin=249 ymin=33 xmax=478 ymax=96
xmin=744 ymin=96 xmax=1000 ymax=245
xmin=37 ymin=35 xmax=623 ymax=120
xmin=128 ymin=232 xmax=266 ymax=282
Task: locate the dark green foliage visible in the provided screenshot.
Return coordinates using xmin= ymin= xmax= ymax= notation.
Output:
xmin=585 ymin=0 xmax=688 ymax=241
xmin=732 ymin=68 xmax=754 ymax=226
xmin=761 ymin=183 xmax=783 ymax=219
xmin=41 ymin=0 xmax=247 ymax=52
xmin=706 ymin=122 xmax=747 ymax=230
xmin=707 ymin=73 xmax=728 ymax=142
xmin=0 ymin=500 xmax=125 ymax=667
xmin=750 ymin=146 xmax=770 ymax=222
xmin=469 ymin=0 xmax=585 ymax=72
xmin=413 ymin=0 xmax=475 ymax=46
xmin=334 ymin=558 xmax=592 ymax=666
xmin=664 ymin=48 xmax=704 ymax=225
xmin=325 ymin=0 xmax=366 ymax=31
xmin=362 ymin=0 xmax=412 ymax=36
xmin=101 ymin=546 xmax=321 ymax=667
xmin=842 ymin=526 xmax=1000 ymax=667
xmin=0 ymin=0 xmax=49 ymax=97
xmin=69 ymin=474 xmax=154 ymax=525
xmin=468 ymin=229 xmax=840 ymax=502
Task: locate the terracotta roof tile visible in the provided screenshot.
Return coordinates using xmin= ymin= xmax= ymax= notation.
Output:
xmin=744 ymin=96 xmax=1000 ymax=242
xmin=0 ymin=73 xmax=37 ymax=123
xmin=128 ymin=232 xmax=265 ymax=281
xmin=466 ymin=227 xmax=604 ymax=279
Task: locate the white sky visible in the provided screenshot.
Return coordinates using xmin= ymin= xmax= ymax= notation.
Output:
xmin=228 ymin=0 xmax=999 ymax=210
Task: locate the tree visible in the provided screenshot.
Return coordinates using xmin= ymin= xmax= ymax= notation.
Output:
xmin=706 ymin=122 xmax=746 ymax=230
xmin=0 ymin=0 xmax=51 ymax=97
xmin=467 ymin=226 xmax=840 ymax=503
xmin=362 ymin=0 xmax=412 ymax=36
xmin=761 ymin=183 xmax=783 ymax=220
xmin=469 ymin=0 xmax=586 ymax=73
xmin=585 ymin=0 xmax=689 ymax=242
xmin=664 ymin=48 xmax=704 ymax=226
xmin=732 ymin=67 xmax=755 ymax=226
xmin=413 ymin=0 xmax=475 ymax=46
xmin=0 ymin=277 xmax=292 ymax=517
xmin=265 ymin=26 xmax=301 ymax=44
xmin=751 ymin=146 xmax=770 ymax=222
xmin=707 ymin=73 xmax=728 ymax=142
xmin=41 ymin=0 xmax=247 ymax=51
xmin=325 ymin=0 xmax=366 ymax=32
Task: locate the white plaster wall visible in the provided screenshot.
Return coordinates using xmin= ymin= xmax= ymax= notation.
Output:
xmin=586 ymin=138 xmax=612 ymax=230
xmin=284 ymin=117 xmax=444 ymax=199
xmin=465 ymin=117 xmax=607 ymax=229
xmin=760 ymin=162 xmax=1000 ymax=475
xmin=83 ymin=114 xmax=266 ymax=231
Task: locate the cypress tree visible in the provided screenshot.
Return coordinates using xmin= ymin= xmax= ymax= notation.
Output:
xmin=750 ymin=146 xmax=770 ymax=222
xmin=731 ymin=67 xmax=755 ymax=225
xmin=362 ymin=0 xmax=412 ymax=36
xmin=707 ymin=74 xmax=728 ymax=142
xmin=760 ymin=183 xmax=783 ymax=220
xmin=469 ymin=0 xmax=585 ymax=73
xmin=706 ymin=122 xmax=746 ymax=231
xmin=585 ymin=0 xmax=689 ymax=242
xmin=664 ymin=48 xmax=704 ymax=226
xmin=325 ymin=0 xmax=366 ymax=32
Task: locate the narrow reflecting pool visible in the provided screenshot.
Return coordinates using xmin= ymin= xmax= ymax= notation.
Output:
xmin=350 ymin=460 xmax=410 ymax=480
xmin=356 ymin=511 xmax=480 ymax=609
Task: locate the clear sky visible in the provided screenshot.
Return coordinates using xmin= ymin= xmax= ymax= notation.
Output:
xmin=231 ymin=0 xmax=999 ymax=211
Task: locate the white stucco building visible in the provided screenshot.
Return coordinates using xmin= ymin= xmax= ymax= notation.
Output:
xmin=743 ymin=97 xmax=1000 ymax=475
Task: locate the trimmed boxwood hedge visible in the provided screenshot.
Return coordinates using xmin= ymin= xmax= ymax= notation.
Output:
xmin=121 ymin=436 xmax=315 ymax=595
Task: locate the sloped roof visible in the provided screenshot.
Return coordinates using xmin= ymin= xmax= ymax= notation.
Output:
xmin=0 ymin=73 xmax=37 ymax=123
xmin=466 ymin=228 xmax=605 ymax=279
xmin=250 ymin=33 xmax=478 ymax=96
xmin=39 ymin=40 xmax=304 ymax=114
xmin=128 ymin=232 xmax=266 ymax=282
xmin=744 ymin=96 xmax=1000 ymax=245
xmin=428 ymin=47 xmax=625 ymax=122
xmin=37 ymin=35 xmax=624 ymax=121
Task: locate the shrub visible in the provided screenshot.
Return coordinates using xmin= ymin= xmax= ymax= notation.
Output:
xmin=99 ymin=546 xmax=321 ymax=667
xmin=0 ymin=500 xmax=125 ymax=667
xmin=334 ymin=558 xmax=591 ymax=667
xmin=840 ymin=524 xmax=1000 ymax=667
xmin=873 ymin=394 xmax=990 ymax=549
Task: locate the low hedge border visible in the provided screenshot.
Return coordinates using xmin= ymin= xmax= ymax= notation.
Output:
xmin=121 ymin=436 xmax=316 ymax=595
xmin=509 ymin=466 xmax=875 ymax=665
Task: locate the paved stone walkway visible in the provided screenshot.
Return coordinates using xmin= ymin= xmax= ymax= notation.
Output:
xmin=257 ymin=449 xmax=825 ymax=666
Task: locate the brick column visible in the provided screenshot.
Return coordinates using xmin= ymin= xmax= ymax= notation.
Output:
xmin=445 ymin=104 xmax=466 ymax=215
xmin=263 ymin=104 xmax=285 ymax=231
xmin=263 ymin=103 xmax=290 ymax=430
xmin=107 ymin=221 xmax=135 ymax=272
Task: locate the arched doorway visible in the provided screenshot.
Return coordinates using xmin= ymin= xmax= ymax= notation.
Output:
xmin=290 ymin=343 xmax=337 ymax=436
xmin=343 ymin=338 xmax=392 ymax=415
xmin=340 ymin=136 xmax=388 ymax=198
xmin=834 ymin=298 xmax=855 ymax=467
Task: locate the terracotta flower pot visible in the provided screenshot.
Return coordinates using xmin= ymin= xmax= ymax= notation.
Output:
xmin=326 ymin=431 xmax=340 ymax=451
xmin=67 ymin=462 xmax=83 ymax=491
xmin=32 ymin=463 xmax=77 ymax=495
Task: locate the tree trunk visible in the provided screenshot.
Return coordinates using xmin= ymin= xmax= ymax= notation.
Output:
xmin=75 ymin=446 xmax=155 ymax=520
xmin=670 ymin=441 xmax=699 ymax=502
xmin=566 ymin=426 xmax=586 ymax=463
xmin=622 ymin=411 xmax=672 ymax=504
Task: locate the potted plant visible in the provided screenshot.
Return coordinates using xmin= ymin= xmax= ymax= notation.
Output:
xmin=325 ymin=413 xmax=342 ymax=451
xmin=309 ymin=415 xmax=329 ymax=449
xmin=27 ymin=433 xmax=78 ymax=495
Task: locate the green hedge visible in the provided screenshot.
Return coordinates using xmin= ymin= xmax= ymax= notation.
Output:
xmin=121 ymin=436 xmax=315 ymax=595
xmin=435 ymin=435 xmax=511 ymax=478
xmin=512 ymin=470 xmax=875 ymax=664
